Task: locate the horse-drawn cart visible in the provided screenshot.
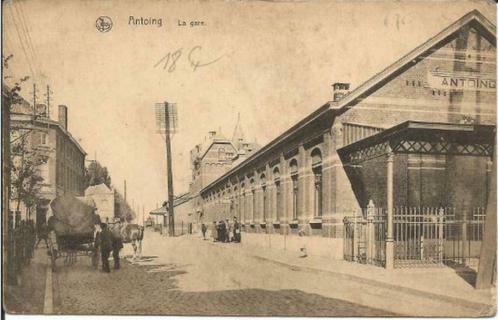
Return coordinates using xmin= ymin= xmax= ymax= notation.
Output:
xmin=47 ymin=195 xmax=101 ymax=272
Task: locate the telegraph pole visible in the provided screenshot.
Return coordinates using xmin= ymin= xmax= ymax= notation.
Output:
xmin=155 ymin=101 xmax=177 ymax=237
xmin=32 ymin=83 xmax=37 ymax=117
xmin=46 ymin=85 xmax=51 ymax=118
xmin=164 ymin=102 xmax=175 ymax=237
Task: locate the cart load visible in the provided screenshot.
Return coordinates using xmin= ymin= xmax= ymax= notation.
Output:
xmin=48 ymin=194 xmax=101 ymax=246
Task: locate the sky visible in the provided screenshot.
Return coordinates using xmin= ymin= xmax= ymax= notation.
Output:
xmin=3 ymin=0 xmax=496 ymax=217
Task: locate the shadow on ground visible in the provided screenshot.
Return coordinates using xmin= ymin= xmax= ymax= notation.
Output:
xmin=446 ymin=262 xmax=478 ymax=288
xmin=52 ymin=257 xmax=397 ymax=316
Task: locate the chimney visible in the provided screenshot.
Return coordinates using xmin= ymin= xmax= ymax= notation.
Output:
xmin=58 ymin=105 xmax=68 ymax=130
xmin=208 ymin=130 xmax=216 ymax=139
xmin=332 ymin=83 xmax=351 ymax=102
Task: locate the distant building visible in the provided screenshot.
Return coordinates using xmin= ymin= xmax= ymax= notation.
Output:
xmin=188 ymin=116 xmax=259 ymax=225
xmin=10 ymin=97 xmax=87 ymax=229
xmin=84 ymin=183 xmax=115 ymax=223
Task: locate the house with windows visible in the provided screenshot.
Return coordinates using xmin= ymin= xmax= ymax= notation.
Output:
xmin=188 ymin=115 xmax=259 ymax=224
xmin=198 ymin=10 xmax=496 ymax=268
xmin=10 ymin=99 xmax=87 ymax=231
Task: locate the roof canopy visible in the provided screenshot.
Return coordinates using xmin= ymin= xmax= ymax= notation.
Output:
xmin=338 ymin=121 xmax=495 ymax=165
xmin=149 ymin=206 xmax=167 ymax=215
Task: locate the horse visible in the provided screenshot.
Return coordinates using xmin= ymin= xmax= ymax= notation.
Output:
xmin=119 ymin=223 xmax=144 ymax=260
xmin=129 ymin=225 xmax=144 ymax=260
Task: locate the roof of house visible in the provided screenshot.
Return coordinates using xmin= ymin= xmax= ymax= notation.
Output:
xmin=330 ymin=9 xmax=496 ymax=113
xmin=85 ymin=183 xmax=113 ymax=196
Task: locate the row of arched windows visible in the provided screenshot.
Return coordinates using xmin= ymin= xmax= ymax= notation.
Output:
xmin=203 ymin=147 xmax=323 ymax=222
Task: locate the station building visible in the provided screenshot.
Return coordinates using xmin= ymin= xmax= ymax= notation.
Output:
xmin=198 ymin=10 xmax=496 ymax=263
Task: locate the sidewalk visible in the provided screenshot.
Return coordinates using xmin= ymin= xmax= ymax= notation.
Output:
xmin=4 ymin=247 xmax=50 ymax=314
xmin=193 ymin=234 xmax=496 ymax=316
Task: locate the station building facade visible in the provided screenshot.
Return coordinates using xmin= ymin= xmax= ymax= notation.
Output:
xmin=198 ymin=10 xmax=496 ymax=259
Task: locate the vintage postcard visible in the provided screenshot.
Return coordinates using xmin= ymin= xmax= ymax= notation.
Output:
xmin=2 ymin=0 xmax=497 ymax=317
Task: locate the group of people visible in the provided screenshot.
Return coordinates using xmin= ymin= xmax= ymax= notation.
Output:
xmin=201 ymin=217 xmax=241 ymax=243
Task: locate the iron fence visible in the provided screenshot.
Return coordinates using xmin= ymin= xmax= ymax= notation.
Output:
xmin=393 ymin=207 xmax=445 ymax=268
xmin=344 ymin=206 xmax=486 ymax=269
xmin=343 ymin=207 xmax=386 ymax=267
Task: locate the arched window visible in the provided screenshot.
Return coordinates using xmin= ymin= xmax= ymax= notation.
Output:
xmin=311 ymin=148 xmax=323 ymax=217
xmin=273 ymin=167 xmax=281 ymax=221
xmin=289 ymin=159 xmax=299 ymax=220
xmin=260 ymin=174 xmax=267 ymax=222
xmin=240 ymin=183 xmax=246 ymax=222
xmin=233 ymin=186 xmax=239 ymax=220
xmin=250 ymin=178 xmax=255 ymax=222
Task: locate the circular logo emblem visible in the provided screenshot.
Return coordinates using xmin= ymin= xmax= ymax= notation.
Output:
xmin=96 ymin=16 xmax=113 ymax=33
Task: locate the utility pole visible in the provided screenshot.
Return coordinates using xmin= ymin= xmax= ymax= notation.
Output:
xmin=46 ymin=85 xmax=51 ymax=119
xmin=142 ymin=205 xmax=145 ymax=227
xmin=155 ymin=101 xmax=177 ymax=237
xmin=124 ymin=180 xmax=127 ymax=202
xmin=164 ymin=102 xmax=175 ymax=237
xmin=32 ymin=83 xmax=37 ymax=117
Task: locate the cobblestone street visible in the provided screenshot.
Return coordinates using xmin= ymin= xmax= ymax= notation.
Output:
xmin=51 ymin=230 xmax=394 ymax=316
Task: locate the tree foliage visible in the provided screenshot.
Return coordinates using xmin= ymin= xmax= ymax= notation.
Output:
xmin=3 ymin=54 xmax=30 ymax=108
xmin=114 ymin=190 xmax=135 ymax=222
xmin=10 ymin=132 xmax=49 ymax=213
xmin=84 ymin=161 xmax=112 ymax=189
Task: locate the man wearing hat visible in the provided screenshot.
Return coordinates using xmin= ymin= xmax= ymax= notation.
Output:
xmin=111 ymin=219 xmax=124 ymax=270
xmin=99 ymin=223 xmax=113 ymax=273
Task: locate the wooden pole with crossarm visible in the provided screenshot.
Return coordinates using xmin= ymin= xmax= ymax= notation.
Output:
xmin=164 ymin=102 xmax=175 ymax=237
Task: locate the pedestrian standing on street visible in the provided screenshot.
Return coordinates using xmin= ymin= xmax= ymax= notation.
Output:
xmin=35 ymin=223 xmax=49 ymax=249
xmin=137 ymin=226 xmax=144 ymax=258
xmin=212 ymin=221 xmax=218 ymax=242
xmin=225 ymin=219 xmax=231 ymax=243
xmin=233 ymin=217 xmax=241 ymax=243
xmin=100 ymin=223 xmax=113 ymax=273
xmin=201 ymin=223 xmax=207 ymax=240
xmin=111 ymin=220 xmax=124 ymax=270
xmin=218 ymin=220 xmax=225 ymax=243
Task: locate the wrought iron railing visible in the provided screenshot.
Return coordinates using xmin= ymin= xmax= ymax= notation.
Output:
xmin=343 ymin=207 xmax=386 ymax=267
xmin=344 ymin=206 xmax=486 ymax=269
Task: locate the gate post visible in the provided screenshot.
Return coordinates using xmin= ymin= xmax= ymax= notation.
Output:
xmin=385 ymin=148 xmax=395 ymax=270
xmin=352 ymin=213 xmax=357 ymax=262
xmin=438 ymin=208 xmax=444 ymax=264
xmin=462 ymin=209 xmax=468 ymax=265
xmin=366 ymin=200 xmax=375 ymax=265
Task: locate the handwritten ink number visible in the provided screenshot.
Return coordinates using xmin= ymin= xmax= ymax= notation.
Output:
xmin=154 ymin=48 xmax=183 ymax=73
xmin=154 ymin=46 xmax=223 ymax=73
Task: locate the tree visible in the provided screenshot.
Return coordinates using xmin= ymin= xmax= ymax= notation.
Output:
xmin=84 ymin=161 xmax=112 ymax=189
xmin=3 ymin=54 xmax=30 ymax=285
xmin=114 ymin=190 xmax=135 ymax=222
xmin=10 ymin=130 xmax=49 ymax=220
